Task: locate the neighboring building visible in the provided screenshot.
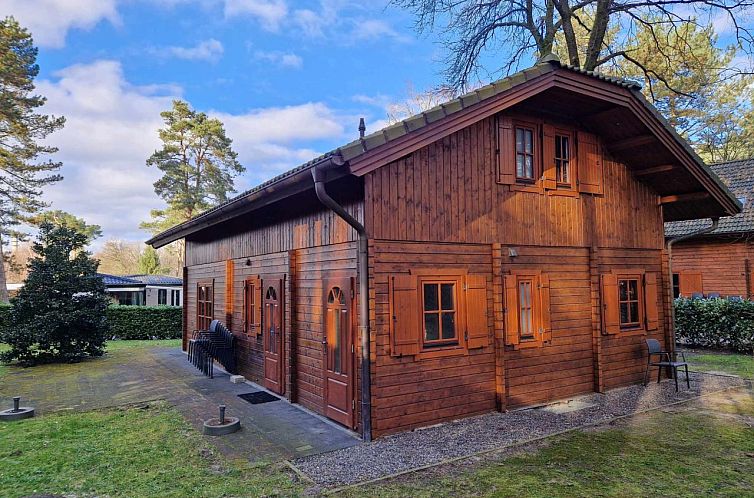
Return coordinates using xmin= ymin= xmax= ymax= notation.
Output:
xmin=100 ymin=273 xmax=183 ymax=306
xmin=666 ymin=159 xmax=753 ymax=299
xmin=148 ymin=58 xmax=739 ymax=440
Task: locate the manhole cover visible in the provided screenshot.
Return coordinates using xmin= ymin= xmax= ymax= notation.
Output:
xmin=238 ymin=391 xmax=280 ymax=405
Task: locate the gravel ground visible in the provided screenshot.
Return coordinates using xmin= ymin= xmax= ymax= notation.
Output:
xmin=292 ymin=373 xmax=746 ymax=487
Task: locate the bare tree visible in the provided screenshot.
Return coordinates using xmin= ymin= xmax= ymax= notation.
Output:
xmin=94 ymin=239 xmax=142 ymax=275
xmin=392 ymin=1 xmax=754 ymax=92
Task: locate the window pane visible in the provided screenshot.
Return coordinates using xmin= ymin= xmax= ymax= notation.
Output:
xmin=562 ymin=136 xmax=569 ymax=158
xmin=441 ymin=283 xmax=454 ymax=310
xmin=525 ymin=155 xmax=533 ymax=178
xmin=441 ymin=312 xmax=456 ymax=339
xmin=620 ymin=302 xmax=629 ymax=324
xmin=524 ymin=130 xmax=533 ymax=153
xmin=333 ymin=310 xmax=342 ymax=373
xmin=425 ymin=313 xmax=439 ymax=341
xmin=516 ymin=154 xmax=524 ymax=177
xmin=555 ymin=136 xmax=562 ymax=158
xmin=516 ymin=128 xmax=524 ymax=152
xmin=630 ymin=302 xmax=639 ymax=323
xmin=424 ymin=283 xmax=438 ymax=311
xmin=629 ymin=280 xmax=638 ymax=300
xmin=619 ymin=280 xmax=628 ymax=301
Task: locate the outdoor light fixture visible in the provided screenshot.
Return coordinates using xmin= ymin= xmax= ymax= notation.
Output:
xmin=508 ymin=247 xmax=519 ymax=258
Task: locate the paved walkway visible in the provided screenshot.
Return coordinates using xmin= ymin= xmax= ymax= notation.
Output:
xmin=0 ymin=345 xmax=360 ymax=462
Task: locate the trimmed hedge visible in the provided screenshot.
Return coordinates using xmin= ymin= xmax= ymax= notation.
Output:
xmin=0 ymin=303 xmax=181 ymax=341
xmin=675 ymin=297 xmax=754 ymax=353
xmin=106 ymin=305 xmax=182 ymax=340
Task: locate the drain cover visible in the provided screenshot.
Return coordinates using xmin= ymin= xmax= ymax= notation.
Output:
xmin=238 ymin=391 xmax=280 ymax=404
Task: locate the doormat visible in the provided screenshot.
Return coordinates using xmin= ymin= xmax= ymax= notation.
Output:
xmin=238 ymin=391 xmax=280 ymax=405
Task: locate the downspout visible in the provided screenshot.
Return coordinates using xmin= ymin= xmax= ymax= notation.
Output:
xmin=667 ymin=217 xmax=719 ymax=353
xmin=312 ymin=154 xmax=372 ymax=442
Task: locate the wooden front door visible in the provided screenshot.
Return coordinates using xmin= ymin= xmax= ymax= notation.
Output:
xmin=322 ymin=278 xmax=354 ymax=427
xmin=263 ymin=278 xmax=284 ymax=394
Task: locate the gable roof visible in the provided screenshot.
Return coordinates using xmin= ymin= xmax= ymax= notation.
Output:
xmin=147 ymin=58 xmax=741 ymax=249
xmin=665 ymin=158 xmax=754 ymax=238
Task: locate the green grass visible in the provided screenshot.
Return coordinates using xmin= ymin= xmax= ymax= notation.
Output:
xmin=0 ymin=402 xmax=301 ymax=498
xmin=344 ymin=410 xmax=754 ymax=498
xmin=105 ymin=338 xmax=182 ymax=352
xmin=687 ymin=351 xmax=754 ymax=379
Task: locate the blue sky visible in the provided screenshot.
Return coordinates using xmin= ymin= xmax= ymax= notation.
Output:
xmin=1 ymin=0 xmax=459 ymax=245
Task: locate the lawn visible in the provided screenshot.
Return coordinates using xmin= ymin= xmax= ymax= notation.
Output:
xmin=342 ymin=396 xmax=754 ymax=498
xmin=0 ymin=402 xmax=301 ymax=498
xmin=686 ymin=351 xmax=754 ymax=379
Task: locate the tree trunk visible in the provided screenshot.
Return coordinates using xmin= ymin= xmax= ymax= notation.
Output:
xmin=0 ymin=237 xmax=10 ymax=303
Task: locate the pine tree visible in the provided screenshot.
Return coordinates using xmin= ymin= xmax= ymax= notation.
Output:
xmin=138 ymin=245 xmax=163 ymax=275
xmin=0 ymin=223 xmax=109 ymax=366
xmin=0 ymin=17 xmax=65 ymax=301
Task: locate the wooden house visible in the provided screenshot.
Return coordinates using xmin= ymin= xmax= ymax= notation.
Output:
xmin=666 ymin=158 xmax=753 ymax=299
xmin=147 ymin=58 xmax=740 ymax=440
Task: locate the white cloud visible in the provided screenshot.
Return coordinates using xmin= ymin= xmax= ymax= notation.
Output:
xmin=223 ymin=0 xmax=288 ymax=31
xmin=0 ymin=0 xmax=120 ymax=48
xmin=253 ymin=50 xmax=303 ymax=68
xmin=36 ymin=60 xmax=178 ymax=242
xmin=352 ymin=19 xmax=410 ymax=43
xmin=153 ymin=38 xmax=225 ymax=61
xmin=35 ymin=60 xmax=349 ymax=242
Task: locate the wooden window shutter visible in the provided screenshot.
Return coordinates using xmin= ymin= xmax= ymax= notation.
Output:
xmin=577 ymin=131 xmax=603 ymax=194
xmin=243 ymin=280 xmax=249 ymax=333
xmin=497 ymin=116 xmax=515 ymax=185
xmin=244 ymin=277 xmax=262 ymax=334
xmin=539 ymin=274 xmax=552 ymax=343
xmin=504 ymin=274 xmax=520 ymax=346
xmin=679 ymin=272 xmax=703 ymax=296
xmin=600 ymin=273 xmax=620 ymax=335
xmin=542 ymin=124 xmax=557 ymax=189
xmin=644 ymin=272 xmax=659 ymax=331
xmin=465 ymin=274 xmax=490 ymax=349
xmin=389 ymin=274 xmax=421 ymax=356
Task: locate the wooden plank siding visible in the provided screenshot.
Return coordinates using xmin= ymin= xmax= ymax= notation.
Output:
xmin=369 ymin=241 xmax=496 ymax=437
xmin=671 ymin=239 xmax=753 ymax=298
xmin=363 ymin=116 xmax=664 ymax=250
xmin=181 ymin=107 xmax=674 ymax=437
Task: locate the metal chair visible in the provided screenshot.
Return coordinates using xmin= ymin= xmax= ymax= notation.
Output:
xmin=707 ymin=292 xmax=721 ymax=299
xmin=691 ymin=292 xmax=704 ymax=299
xmin=644 ymin=338 xmax=690 ymax=392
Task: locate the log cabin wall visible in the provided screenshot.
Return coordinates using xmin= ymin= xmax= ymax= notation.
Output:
xmin=291 ymin=242 xmax=358 ymax=419
xmin=364 ymin=116 xmax=664 ymax=250
xmin=364 ymin=111 xmax=669 ymax=435
xmin=671 ymin=239 xmax=753 ymax=298
xmin=369 ymin=241 xmax=496 ymax=437
xmin=597 ymin=248 xmax=668 ymax=390
xmin=184 ymin=182 xmax=363 ymax=413
xmin=495 ymin=245 xmax=594 ymax=409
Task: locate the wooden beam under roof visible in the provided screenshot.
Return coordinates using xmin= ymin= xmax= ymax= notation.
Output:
xmin=634 ymin=164 xmax=676 ymax=176
xmin=659 ymin=192 xmax=710 ymax=204
xmin=609 ymin=134 xmax=656 ymax=152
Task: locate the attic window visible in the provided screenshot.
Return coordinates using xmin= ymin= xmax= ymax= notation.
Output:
xmin=515 ymin=127 xmax=536 ymax=181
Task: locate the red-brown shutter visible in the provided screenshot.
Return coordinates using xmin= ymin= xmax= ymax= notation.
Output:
xmin=225 ymin=260 xmax=234 ymax=329
xmin=465 ymin=274 xmax=490 ymax=349
xmin=504 ymin=274 xmax=520 ymax=346
xmin=389 ymin=274 xmax=421 ymax=356
xmin=601 ymin=273 xmax=620 ymax=335
xmin=244 ymin=277 xmax=262 ymax=334
xmin=644 ymin=272 xmax=659 ymax=331
xmin=498 ymin=116 xmax=515 ymax=185
xmin=542 ymin=124 xmax=557 ymax=189
xmin=577 ymin=131 xmax=602 ymax=194
xmin=539 ymin=274 xmax=552 ymax=343
xmin=679 ymin=272 xmax=703 ymax=297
